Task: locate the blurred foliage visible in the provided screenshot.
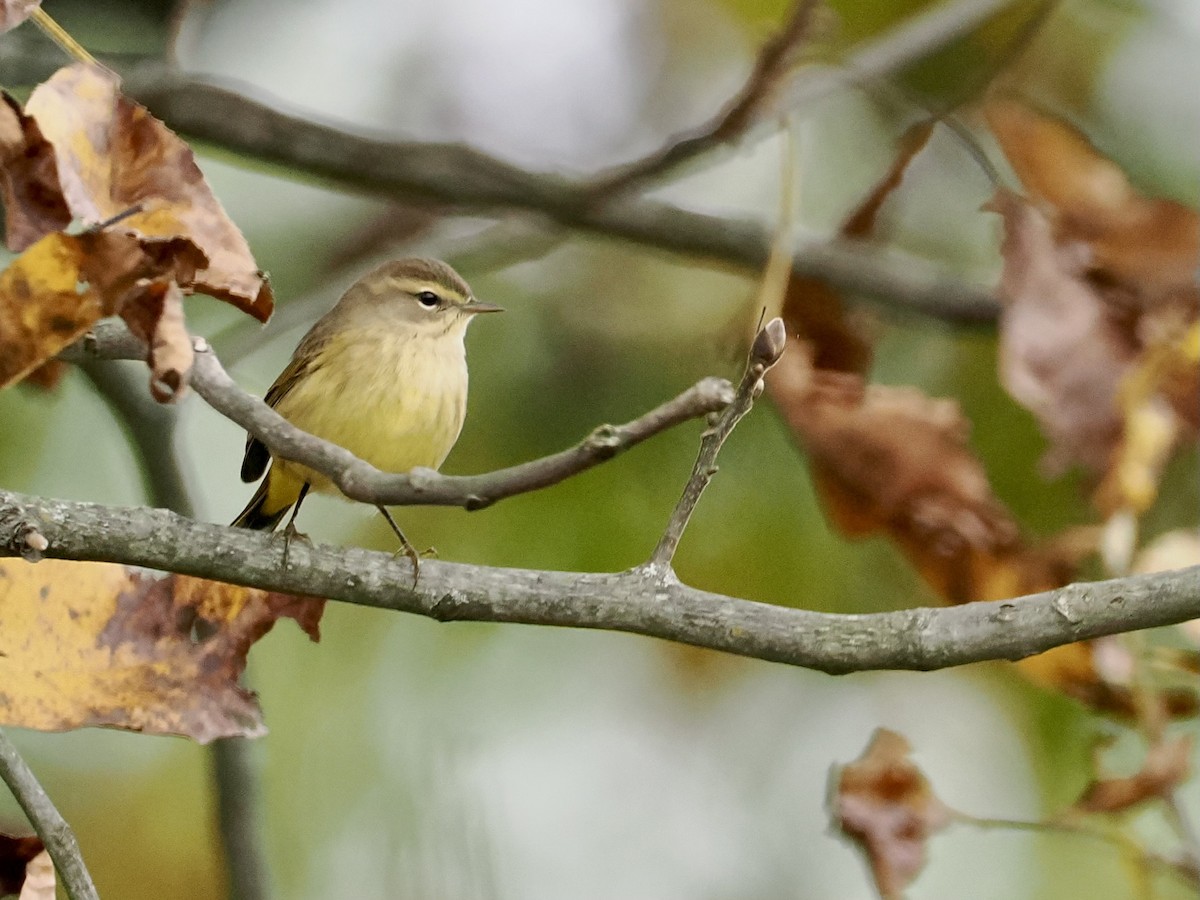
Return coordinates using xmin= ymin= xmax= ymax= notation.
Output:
xmin=1 ymin=0 xmax=1197 ymax=898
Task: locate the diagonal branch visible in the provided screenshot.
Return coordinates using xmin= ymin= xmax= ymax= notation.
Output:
xmin=651 ymin=318 xmax=787 ymax=567
xmin=591 ymin=0 xmax=1021 ymax=193
xmin=0 ymin=729 xmax=99 ymax=900
xmin=0 ymin=40 xmax=998 ymax=325
xmin=592 ymin=0 xmax=821 ymax=193
xmin=1 ymin=489 xmax=1198 ymax=674
xmin=61 ymin=321 xmax=736 ymax=512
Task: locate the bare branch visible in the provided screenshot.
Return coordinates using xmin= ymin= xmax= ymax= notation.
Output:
xmin=651 ymin=318 xmax=786 ymax=567
xmin=1 ymin=489 xmax=1198 ymax=674
xmin=0 ymin=39 xmax=996 ymax=324
xmin=0 ymin=729 xmax=99 ymax=900
xmin=592 ymin=0 xmax=821 ymax=193
xmin=592 ymin=0 xmax=1022 ymax=192
xmin=61 ymin=321 xmax=736 ymax=512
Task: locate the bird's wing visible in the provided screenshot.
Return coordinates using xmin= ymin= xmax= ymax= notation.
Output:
xmin=239 ymin=331 xmax=330 ymax=483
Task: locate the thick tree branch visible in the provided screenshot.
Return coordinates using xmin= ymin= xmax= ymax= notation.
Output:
xmin=0 ymin=729 xmax=99 ymax=900
xmin=0 ymin=42 xmax=999 ymax=325
xmin=61 ymin=322 xmax=736 ymax=511
xmin=1 ymin=490 xmax=1197 ymax=674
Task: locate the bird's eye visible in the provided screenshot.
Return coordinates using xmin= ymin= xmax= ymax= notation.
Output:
xmin=416 ymin=291 xmax=440 ymax=308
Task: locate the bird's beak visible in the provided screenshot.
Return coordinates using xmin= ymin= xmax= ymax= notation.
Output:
xmin=463 ymin=299 xmax=504 ymax=315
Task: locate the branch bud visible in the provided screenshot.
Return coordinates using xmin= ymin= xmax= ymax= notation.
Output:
xmin=751 ymin=317 xmax=787 ymax=368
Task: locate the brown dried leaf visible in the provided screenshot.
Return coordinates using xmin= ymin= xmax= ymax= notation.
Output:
xmin=0 ymin=228 xmax=186 ymax=390
xmin=989 ymin=189 xmax=1137 ymax=475
xmin=987 ymin=100 xmax=1199 ymax=495
xmin=0 ymin=0 xmax=39 ymax=33
xmin=0 ymin=232 xmax=123 ymax=388
xmin=0 ymin=834 xmax=43 ymax=897
xmin=0 ymin=558 xmax=323 ymax=743
xmin=768 ymin=342 xmax=1025 ymax=602
xmin=0 ymin=95 xmax=70 ymax=251
xmin=23 ymin=63 xmax=273 ymax=320
xmin=1074 ymin=736 xmax=1193 ymax=815
xmin=986 ymin=98 xmax=1200 ymax=297
xmin=833 ymin=729 xmax=951 ymax=900
xmin=120 ymin=279 xmax=194 ymax=402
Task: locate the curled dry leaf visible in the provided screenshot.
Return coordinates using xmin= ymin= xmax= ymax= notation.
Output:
xmin=0 ymin=229 xmax=201 ymax=389
xmin=0 ymin=62 xmax=272 ymax=396
xmin=0 ymin=96 xmax=70 ymax=251
xmin=986 ymin=98 xmax=1200 ymax=298
xmin=986 ymin=100 xmax=1199 ymax=497
xmin=24 ymin=63 xmax=273 ymax=319
xmin=832 ymin=728 xmax=950 ymax=900
xmin=121 ymin=279 xmax=194 ymax=402
xmin=0 ymin=558 xmax=323 ymax=743
xmin=1073 ymin=736 xmax=1193 ymax=815
xmin=0 ymin=834 xmax=44 ymax=897
xmin=988 ymin=189 xmax=1136 ymax=475
xmin=768 ymin=340 xmax=1024 ymax=602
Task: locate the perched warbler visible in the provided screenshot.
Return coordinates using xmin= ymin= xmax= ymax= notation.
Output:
xmin=231 ymin=258 xmax=502 ymax=563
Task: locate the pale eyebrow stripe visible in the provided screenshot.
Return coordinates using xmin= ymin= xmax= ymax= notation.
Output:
xmin=378 ymin=277 xmax=467 ymax=301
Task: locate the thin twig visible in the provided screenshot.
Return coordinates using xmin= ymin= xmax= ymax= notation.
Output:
xmin=79 ymin=357 xmax=274 ymax=900
xmin=591 ymin=0 xmax=820 ymax=193
xmin=0 ymin=25 xmax=1000 ymax=324
xmin=0 ymin=729 xmax=99 ymax=900
xmin=957 ymin=812 xmax=1199 ymax=891
xmin=593 ymin=0 xmax=1020 ymax=192
xmin=28 ymin=9 xmax=98 ymax=66
xmin=650 ymin=318 xmax=787 ymax=567
xmin=61 ymin=321 xmax=736 ymax=512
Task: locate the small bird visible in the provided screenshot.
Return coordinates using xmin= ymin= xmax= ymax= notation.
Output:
xmin=231 ymin=258 xmax=502 ymax=568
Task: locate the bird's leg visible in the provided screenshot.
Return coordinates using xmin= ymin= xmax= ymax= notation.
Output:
xmin=280 ymin=483 xmax=312 ymax=567
xmin=376 ymin=505 xmax=421 ymax=586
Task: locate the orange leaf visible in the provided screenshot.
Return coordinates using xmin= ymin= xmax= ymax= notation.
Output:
xmin=23 ymin=63 xmax=273 ymax=320
xmin=832 ymin=729 xmax=950 ymax=900
xmin=0 ymin=558 xmax=323 ymax=743
xmin=0 ymin=228 xmax=186 ymax=390
xmin=0 ymin=232 xmax=120 ymax=388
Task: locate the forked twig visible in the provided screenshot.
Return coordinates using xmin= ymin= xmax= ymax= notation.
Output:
xmin=649 ymin=318 xmax=788 ymax=567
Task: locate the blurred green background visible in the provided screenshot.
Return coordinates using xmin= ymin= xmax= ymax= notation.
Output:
xmin=1 ymin=0 xmax=1197 ymax=897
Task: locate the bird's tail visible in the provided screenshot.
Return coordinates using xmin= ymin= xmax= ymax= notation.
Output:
xmin=231 ymin=475 xmax=290 ymax=531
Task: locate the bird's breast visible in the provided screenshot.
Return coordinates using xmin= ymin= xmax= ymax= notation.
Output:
xmin=273 ymin=330 xmax=469 ymax=493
